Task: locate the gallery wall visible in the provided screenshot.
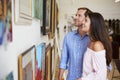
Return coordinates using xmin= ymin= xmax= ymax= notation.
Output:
xmin=0 ymin=0 xmax=120 ymax=80
xmin=0 ymin=0 xmax=46 ymax=79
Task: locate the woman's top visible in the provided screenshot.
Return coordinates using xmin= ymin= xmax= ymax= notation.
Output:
xmin=81 ymin=48 xmax=107 ymax=80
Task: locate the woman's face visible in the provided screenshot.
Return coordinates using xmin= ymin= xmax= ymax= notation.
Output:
xmin=82 ymin=16 xmax=91 ymax=34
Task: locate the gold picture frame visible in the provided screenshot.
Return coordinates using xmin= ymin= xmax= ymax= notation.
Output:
xmin=45 ymin=43 xmax=52 ymax=80
xmin=18 ymin=45 xmax=36 ymax=80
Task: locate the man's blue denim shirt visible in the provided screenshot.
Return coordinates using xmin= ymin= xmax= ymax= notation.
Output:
xmin=60 ymin=30 xmax=90 ymax=80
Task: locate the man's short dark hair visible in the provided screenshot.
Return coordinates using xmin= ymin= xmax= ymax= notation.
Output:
xmin=78 ymin=7 xmax=93 ymax=17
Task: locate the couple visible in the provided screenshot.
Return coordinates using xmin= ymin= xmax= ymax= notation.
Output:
xmin=59 ymin=7 xmax=112 ymax=80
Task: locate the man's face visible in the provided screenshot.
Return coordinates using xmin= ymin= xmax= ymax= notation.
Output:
xmin=74 ymin=9 xmax=86 ymax=27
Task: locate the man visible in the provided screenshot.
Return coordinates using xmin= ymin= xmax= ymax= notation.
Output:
xmin=59 ymin=7 xmax=92 ymax=80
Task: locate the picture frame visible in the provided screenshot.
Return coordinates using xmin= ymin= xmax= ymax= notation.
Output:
xmin=52 ymin=39 xmax=60 ymax=80
xmin=45 ymin=43 xmax=52 ymax=80
xmin=0 ymin=0 xmax=6 ymax=20
xmin=32 ymin=0 xmax=43 ymax=20
xmin=42 ymin=0 xmax=51 ymax=35
xmin=18 ymin=45 xmax=36 ymax=80
xmin=35 ymin=43 xmax=46 ymax=80
xmin=50 ymin=0 xmax=55 ymax=38
xmin=14 ymin=0 xmax=32 ymax=25
xmin=55 ymin=3 xmax=59 ymax=28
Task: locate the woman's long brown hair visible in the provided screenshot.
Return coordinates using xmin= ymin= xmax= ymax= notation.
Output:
xmin=88 ymin=12 xmax=112 ymax=66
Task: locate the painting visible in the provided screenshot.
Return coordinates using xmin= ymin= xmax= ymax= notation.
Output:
xmin=18 ymin=45 xmax=36 ymax=80
xmin=35 ymin=43 xmax=46 ymax=80
xmin=0 ymin=0 xmax=12 ymax=46
xmin=32 ymin=0 xmax=43 ymax=20
xmin=42 ymin=0 xmax=51 ymax=35
xmin=14 ymin=0 xmax=32 ymax=25
xmin=45 ymin=43 xmax=52 ymax=80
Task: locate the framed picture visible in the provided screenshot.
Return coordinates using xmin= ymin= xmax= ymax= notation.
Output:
xmin=50 ymin=0 xmax=55 ymax=38
xmin=42 ymin=0 xmax=51 ymax=35
xmin=55 ymin=3 xmax=59 ymax=28
xmin=35 ymin=43 xmax=46 ymax=80
xmin=32 ymin=0 xmax=43 ymax=20
xmin=0 ymin=0 xmax=6 ymax=20
xmin=18 ymin=45 xmax=36 ymax=80
xmin=0 ymin=0 xmax=12 ymax=44
xmin=14 ymin=0 xmax=32 ymax=25
xmin=45 ymin=43 xmax=52 ymax=80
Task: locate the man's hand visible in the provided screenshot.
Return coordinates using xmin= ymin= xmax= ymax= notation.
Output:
xmin=59 ymin=68 xmax=65 ymax=80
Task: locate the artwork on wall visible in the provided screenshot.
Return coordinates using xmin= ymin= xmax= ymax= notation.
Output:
xmin=14 ymin=0 xmax=32 ymax=25
xmin=50 ymin=0 xmax=55 ymax=38
xmin=32 ymin=0 xmax=43 ymax=20
xmin=0 ymin=0 xmax=12 ymax=46
xmin=6 ymin=71 xmax=14 ymax=80
xmin=45 ymin=43 xmax=52 ymax=80
xmin=35 ymin=43 xmax=46 ymax=80
xmin=42 ymin=0 xmax=51 ymax=35
xmin=18 ymin=45 xmax=36 ymax=80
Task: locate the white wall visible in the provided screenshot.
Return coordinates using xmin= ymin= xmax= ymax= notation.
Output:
xmin=0 ymin=0 xmax=46 ymax=79
xmin=58 ymin=0 xmax=120 ymax=19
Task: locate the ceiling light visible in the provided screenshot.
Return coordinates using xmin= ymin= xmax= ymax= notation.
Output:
xmin=115 ymin=0 xmax=120 ymax=3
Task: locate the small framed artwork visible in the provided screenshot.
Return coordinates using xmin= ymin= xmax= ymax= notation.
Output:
xmin=14 ymin=0 xmax=32 ymax=25
xmin=50 ymin=0 xmax=55 ymax=38
xmin=32 ymin=0 xmax=43 ymax=20
xmin=0 ymin=0 xmax=12 ymax=44
xmin=18 ymin=45 xmax=36 ymax=80
xmin=0 ymin=0 xmax=6 ymax=20
xmin=42 ymin=0 xmax=51 ymax=35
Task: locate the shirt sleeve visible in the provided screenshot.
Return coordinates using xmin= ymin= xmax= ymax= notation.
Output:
xmin=59 ymin=35 xmax=69 ymax=70
xmin=81 ymin=51 xmax=107 ymax=80
xmin=107 ymin=63 xmax=112 ymax=71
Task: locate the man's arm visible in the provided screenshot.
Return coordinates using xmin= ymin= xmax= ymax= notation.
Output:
xmin=59 ymin=68 xmax=65 ymax=80
xmin=59 ymin=35 xmax=68 ymax=80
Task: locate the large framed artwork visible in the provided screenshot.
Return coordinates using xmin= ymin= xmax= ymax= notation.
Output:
xmin=35 ymin=43 xmax=46 ymax=80
xmin=50 ymin=0 xmax=55 ymax=38
xmin=32 ymin=0 xmax=43 ymax=20
xmin=14 ymin=0 xmax=32 ymax=25
xmin=18 ymin=45 xmax=36 ymax=80
xmin=42 ymin=0 xmax=51 ymax=35
xmin=0 ymin=0 xmax=12 ymax=45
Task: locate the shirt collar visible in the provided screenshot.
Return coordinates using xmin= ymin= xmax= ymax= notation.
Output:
xmin=73 ymin=29 xmax=88 ymax=37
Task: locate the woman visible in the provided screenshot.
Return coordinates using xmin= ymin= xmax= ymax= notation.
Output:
xmin=78 ymin=12 xmax=112 ymax=80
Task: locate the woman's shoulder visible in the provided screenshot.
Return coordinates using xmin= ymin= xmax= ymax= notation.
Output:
xmin=93 ymin=41 xmax=104 ymax=52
